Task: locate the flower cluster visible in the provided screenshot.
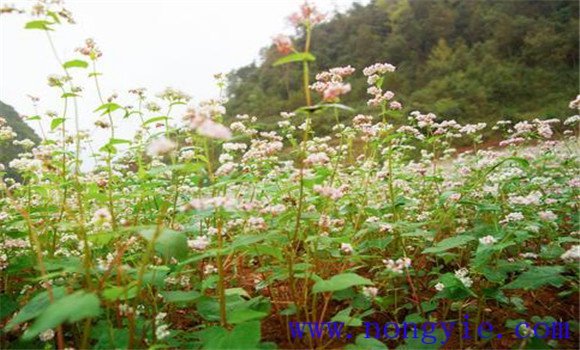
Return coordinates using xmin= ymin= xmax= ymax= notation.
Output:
xmin=382 ymin=257 xmax=412 ymax=274
xmin=288 ymin=1 xmax=325 ymax=27
xmin=272 ymin=34 xmax=293 ymax=54
xmin=76 ymin=38 xmax=102 ymax=59
xmin=310 ymin=66 xmax=355 ymax=102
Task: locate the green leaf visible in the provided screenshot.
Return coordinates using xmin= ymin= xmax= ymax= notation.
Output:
xmin=197 ymin=295 xmax=243 ymax=322
xmin=23 ymin=291 xmax=101 ymax=340
xmin=485 ymin=157 xmax=529 ymax=177
xmin=46 ymin=11 xmax=61 ymax=24
xmin=296 ymin=103 xmax=354 ymax=113
xmin=345 ymin=334 xmax=388 ymax=350
xmin=63 ymin=59 xmax=89 ymax=69
xmin=435 ymin=273 xmax=476 ymax=300
xmin=231 ymin=235 xmax=268 ymax=250
xmin=108 ymin=138 xmax=132 ymax=145
xmin=227 ymin=308 xmax=268 ymax=324
xmin=5 ymin=287 xmax=66 ymax=331
xmin=216 ymin=321 xmax=261 ymax=349
xmin=273 ymin=52 xmax=316 ymax=66
xmin=160 ymin=290 xmax=201 ymax=304
xmin=225 ymin=288 xmax=251 ymax=299
xmin=61 ymin=92 xmax=79 ymax=98
xmin=143 ymin=116 xmax=169 ymax=126
xmin=0 ymin=294 xmax=18 ymax=320
xmin=103 ymin=285 xmax=138 ymax=301
xmin=397 ymin=329 xmax=446 ymax=349
xmin=94 ymin=102 xmax=122 ymax=115
xmin=143 ymin=267 xmax=169 ymax=288
xmin=100 ymin=143 xmax=117 ymax=154
xmin=24 ymin=20 xmax=53 ymax=31
xmin=331 ymin=307 xmax=362 ymax=326
xmin=423 ymin=235 xmax=475 ymax=254
xmin=313 ymin=273 xmax=373 ymax=293
xmin=503 ymin=266 xmax=567 ymax=290
xmin=140 ymin=229 xmax=188 ymax=261
xmin=50 ymin=118 xmax=65 ymax=130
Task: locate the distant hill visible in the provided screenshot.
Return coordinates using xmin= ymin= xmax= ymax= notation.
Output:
xmin=0 ymin=100 xmax=41 ymax=178
xmin=226 ymin=0 xmax=578 ymax=129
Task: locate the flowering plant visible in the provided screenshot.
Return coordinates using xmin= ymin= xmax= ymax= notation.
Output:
xmin=0 ymin=1 xmax=578 ymax=349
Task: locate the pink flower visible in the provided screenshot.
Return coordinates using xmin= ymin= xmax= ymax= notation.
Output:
xmin=288 ymin=2 xmax=325 ymax=27
xmin=313 ymin=185 xmax=347 ymax=200
xmin=197 ymin=120 xmax=232 ymax=140
xmin=273 ymin=34 xmax=293 ymax=54
xmin=184 ymin=108 xmax=232 ymax=140
xmin=304 ymin=152 xmax=330 ymax=166
xmin=340 ymin=243 xmax=354 ymax=254
xmin=310 ymin=67 xmax=354 ymax=102
xmin=363 ymin=62 xmax=396 ymax=77
xmin=569 ymin=95 xmax=580 ymax=109
xmin=322 ymin=82 xmax=351 ymax=102
xmin=539 ymin=210 xmax=557 ymax=222
xmin=389 ymin=101 xmax=402 ymax=110
xmin=146 ymin=137 xmax=177 ymax=157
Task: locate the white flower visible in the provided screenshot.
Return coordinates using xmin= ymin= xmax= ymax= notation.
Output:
xmin=146 ymin=137 xmax=177 ymax=157
xmin=39 ymin=329 xmax=55 ymax=342
xmin=215 ymin=162 xmax=237 ymax=176
xmin=313 ymin=185 xmax=346 ymax=200
xmin=248 ymin=216 xmax=268 ymax=231
xmin=520 ymin=252 xmax=538 ymax=259
xmin=304 ymin=152 xmax=330 ymax=166
xmin=362 ymin=286 xmax=378 ymax=298
xmin=500 ymin=212 xmax=524 ymax=224
xmin=569 ymin=95 xmax=580 ymax=109
xmin=340 ymin=243 xmax=354 ymax=254
xmin=204 ymin=264 xmax=218 ymax=275
xmin=92 ymin=208 xmax=111 ymax=224
xmin=448 ymin=192 xmax=461 ymax=202
xmin=382 ymin=257 xmax=411 ymax=274
xmin=479 ymin=235 xmax=497 ymax=245
xmin=182 ymin=196 xmax=236 ymax=211
xmin=434 ymin=282 xmax=445 ymax=291
xmin=564 ymin=115 xmax=579 ymax=125
xmin=380 ymin=224 xmax=393 ymax=233
xmin=155 ymin=324 xmax=170 ymax=340
xmin=197 ymin=120 xmax=232 ymax=140
xmin=539 ymin=210 xmax=557 ymax=222
xmin=188 ymin=236 xmax=210 ymax=250
xmin=561 ymin=245 xmax=580 ymax=262
xmin=454 ymin=268 xmax=473 ymax=288
xmin=184 ymin=108 xmax=232 ymax=140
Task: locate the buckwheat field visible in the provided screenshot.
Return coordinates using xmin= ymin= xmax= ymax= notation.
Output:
xmin=0 ymin=1 xmax=578 ymax=349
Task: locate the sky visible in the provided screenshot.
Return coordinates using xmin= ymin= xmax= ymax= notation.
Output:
xmin=0 ymin=0 xmax=369 ymax=156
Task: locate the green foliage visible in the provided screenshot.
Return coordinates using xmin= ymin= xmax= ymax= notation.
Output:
xmin=0 ymin=101 xmax=41 ymax=179
xmin=1 ymin=1 xmax=579 ymax=349
xmin=140 ymin=228 xmax=189 ymax=261
xmin=23 ymin=291 xmax=101 ymax=340
xmin=272 ymin=52 xmax=316 ymax=66
xmin=62 ymin=59 xmax=89 ymax=69
xmin=423 ymin=235 xmax=475 ymax=255
xmin=313 ymin=273 xmax=374 ymax=293
xmin=226 ymin=0 xmax=578 ymax=126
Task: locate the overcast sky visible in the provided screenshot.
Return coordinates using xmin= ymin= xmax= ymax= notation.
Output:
xmin=0 ymin=0 xmax=369 ymax=154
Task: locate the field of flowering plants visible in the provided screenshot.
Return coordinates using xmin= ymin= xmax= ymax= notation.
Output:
xmin=0 ymin=1 xmax=579 ymax=349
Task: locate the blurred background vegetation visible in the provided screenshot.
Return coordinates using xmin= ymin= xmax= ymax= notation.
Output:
xmin=0 ymin=101 xmax=41 ymax=179
xmin=226 ymin=0 xmax=579 ymax=131
xmin=1 ymin=0 xmax=578 ymax=170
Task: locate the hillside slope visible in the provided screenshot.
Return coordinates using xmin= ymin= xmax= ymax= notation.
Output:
xmin=0 ymin=100 xmax=41 ymax=178
xmin=226 ymin=0 xmax=578 ymax=126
